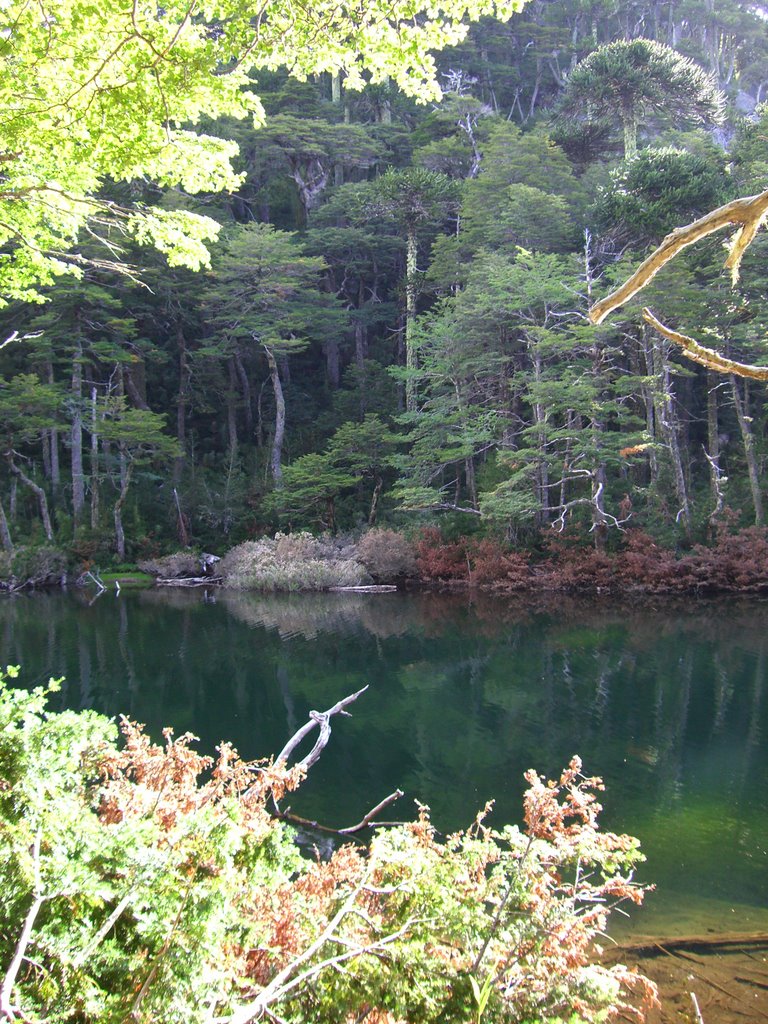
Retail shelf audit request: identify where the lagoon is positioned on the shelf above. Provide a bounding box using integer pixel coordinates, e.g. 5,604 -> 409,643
4,587 -> 768,939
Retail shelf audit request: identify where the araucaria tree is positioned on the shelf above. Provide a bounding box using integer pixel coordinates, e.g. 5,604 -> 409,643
560,39 -> 725,159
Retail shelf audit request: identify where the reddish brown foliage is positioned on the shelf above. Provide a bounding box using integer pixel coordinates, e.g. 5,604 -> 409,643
415,529 -> 530,586
415,523 -> 768,594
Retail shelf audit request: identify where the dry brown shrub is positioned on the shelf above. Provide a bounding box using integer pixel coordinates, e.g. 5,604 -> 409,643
356,529 -> 417,582
137,551 -> 201,578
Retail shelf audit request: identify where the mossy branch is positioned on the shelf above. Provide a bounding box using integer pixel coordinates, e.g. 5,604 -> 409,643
589,188 -> 768,325
642,309 -> 768,380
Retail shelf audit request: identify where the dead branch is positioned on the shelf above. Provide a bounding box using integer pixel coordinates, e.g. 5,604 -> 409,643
642,308 -> 768,380
275,686 -> 368,772
589,187 -> 768,325
338,790 -> 404,834
276,790 -> 404,838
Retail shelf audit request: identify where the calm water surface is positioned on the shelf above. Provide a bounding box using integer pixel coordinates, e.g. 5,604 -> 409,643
3,587 -> 767,938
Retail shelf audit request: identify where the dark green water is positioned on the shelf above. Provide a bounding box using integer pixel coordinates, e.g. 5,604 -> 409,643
3,587 -> 768,938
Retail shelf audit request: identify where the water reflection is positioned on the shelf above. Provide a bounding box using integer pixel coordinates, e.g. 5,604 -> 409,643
2,588 -> 768,935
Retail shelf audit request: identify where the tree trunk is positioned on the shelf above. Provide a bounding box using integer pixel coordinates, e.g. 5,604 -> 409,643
226,356 -> 239,459
173,487 -> 190,547
8,458 -> 53,541
113,458 -> 132,561
531,348 -> 550,526
621,100 -> 638,160
368,475 -> 383,526
379,76 -> 392,124
174,325 -> 189,486
651,337 -> 691,535
264,346 -> 285,487
731,374 -> 764,526
44,361 -> 60,495
90,387 -> 100,530
71,342 -> 85,530
640,329 -> 659,486
0,497 -> 12,553
124,367 -> 149,410
465,456 -> 478,510
323,340 -> 340,389
405,227 -> 418,413
42,428 -> 51,481
592,464 -> 608,554
705,371 -> 724,531
234,348 -> 253,438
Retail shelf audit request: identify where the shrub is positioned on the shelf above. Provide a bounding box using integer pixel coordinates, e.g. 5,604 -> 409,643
415,530 -> 530,586
274,531 -> 323,563
0,545 -> 70,588
0,671 -> 655,1024
415,527 -> 471,581
356,529 -> 417,582
137,551 -> 202,578
219,534 -> 371,591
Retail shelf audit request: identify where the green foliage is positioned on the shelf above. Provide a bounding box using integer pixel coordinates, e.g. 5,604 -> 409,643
593,146 -> 729,243
0,0 -> 528,302
0,671 -> 651,1023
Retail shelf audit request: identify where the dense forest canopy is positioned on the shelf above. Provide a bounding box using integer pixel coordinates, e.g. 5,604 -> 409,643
2,0 -> 768,565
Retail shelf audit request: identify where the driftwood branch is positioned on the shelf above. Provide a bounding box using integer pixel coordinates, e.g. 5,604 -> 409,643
589,187 -> 768,326
275,686 -> 368,772
155,576 -> 223,587
337,790 -> 404,834
642,308 -> 768,380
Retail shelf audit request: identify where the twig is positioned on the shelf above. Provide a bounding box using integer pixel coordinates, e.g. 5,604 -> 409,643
690,990 -> 705,1024
338,791 -> 404,834
276,790 -> 405,837
75,889 -> 134,968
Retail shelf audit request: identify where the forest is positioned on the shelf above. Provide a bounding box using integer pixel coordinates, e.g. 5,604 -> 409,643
2,0 -> 768,581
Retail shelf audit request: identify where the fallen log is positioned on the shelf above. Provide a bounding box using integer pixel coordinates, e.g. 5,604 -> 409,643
327,585 -> 398,592
155,576 -> 223,587
607,932 -> 768,958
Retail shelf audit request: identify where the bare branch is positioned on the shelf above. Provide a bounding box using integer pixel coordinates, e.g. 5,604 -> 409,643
589,188 -> 768,325
0,833 -> 43,1021
275,686 -> 369,772
643,308 -> 768,381
338,790 -> 404,835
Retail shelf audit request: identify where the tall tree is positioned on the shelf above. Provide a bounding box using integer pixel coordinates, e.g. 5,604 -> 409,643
202,224 -> 347,487
365,169 -> 459,412
560,39 -> 724,159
